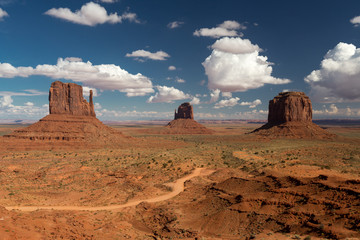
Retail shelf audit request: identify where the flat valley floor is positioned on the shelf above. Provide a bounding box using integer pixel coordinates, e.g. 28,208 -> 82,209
0,123 -> 359,240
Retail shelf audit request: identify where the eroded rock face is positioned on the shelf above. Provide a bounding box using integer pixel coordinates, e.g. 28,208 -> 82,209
250,91 -> 334,139
174,102 -> 194,120
268,92 -> 312,124
49,81 -> 95,117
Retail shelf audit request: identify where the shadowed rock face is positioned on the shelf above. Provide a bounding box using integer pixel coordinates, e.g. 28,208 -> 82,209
268,92 -> 312,124
49,81 -> 95,117
250,92 -> 334,139
174,102 -> 193,120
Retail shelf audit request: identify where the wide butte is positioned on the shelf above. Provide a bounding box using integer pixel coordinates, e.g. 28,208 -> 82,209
2,81 -> 127,149
163,102 -> 214,134
251,91 -> 335,139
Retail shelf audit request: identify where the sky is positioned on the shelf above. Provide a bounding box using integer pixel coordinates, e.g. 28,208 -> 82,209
0,0 -> 360,121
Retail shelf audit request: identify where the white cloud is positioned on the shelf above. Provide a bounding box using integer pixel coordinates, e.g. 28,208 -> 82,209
0,96 -> 49,119
167,21 -> 184,29
194,20 -> 245,38
211,37 -> 261,54
350,16 -> 360,26
203,37 -> 290,92
0,58 -> 154,97
190,97 -> 200,105
126,50 -> 170,61
305,42 -> 360,102
0,95 -> 12,107
45,2 -> 139,26
168,65 -> 176,71
221,92 -> 232,98
209,89 -> 220,103
313,104 -> 360,117
24,102 -> 34,106
240,99 -> 262,108
0,89 -> 47,97
99,0 -> 117,3
0,8 -> 8,20
147,85 -> 190,103
176,77 -> 185,83
82,86 -> 98,97
214,97 -> 240,108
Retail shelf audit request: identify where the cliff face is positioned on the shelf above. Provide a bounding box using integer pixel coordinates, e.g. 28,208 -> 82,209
250,92 -> 334,139
174,102 -> 194,120
268,92 -> 312,124
4,81 -> 129,144
49,81 -> 95,117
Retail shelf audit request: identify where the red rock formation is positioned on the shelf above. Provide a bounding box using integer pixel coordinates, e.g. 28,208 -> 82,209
49,81 -> 95,117
174,102 -> 194,120
4,81 -> 127,145
164,102 -> 213,134
251,92 -> 334,139
268,92 -> 312,124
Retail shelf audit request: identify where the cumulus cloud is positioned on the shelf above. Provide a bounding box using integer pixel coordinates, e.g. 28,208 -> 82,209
168,65 -> 176,71
147,86 -> 190,103
305,42 -> 360,102
99,0 -> 117,3
214,97 -> 240,108
209,89 -> 220,103
167,21 -> 184,29
0,58 -> 154,97
82,86 -> 98,97
203,37 -> 290,92
240,99 -> 262,108
190,97 -> 200,105
0,95 -> 49,119
313,104 -> 360,117
126,50 -> 170,61
176,77 -> 185,83
221,92 -> 232,98
211,37 -> 261,54
45,2 -> 139,26
350,16 -> 360,26
194,20 -> 245,38
0,7 -> 8,20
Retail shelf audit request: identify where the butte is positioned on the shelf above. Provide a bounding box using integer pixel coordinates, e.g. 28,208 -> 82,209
4,81 -> 126,146
163,102 -> 213,134
250,91 -> 334,139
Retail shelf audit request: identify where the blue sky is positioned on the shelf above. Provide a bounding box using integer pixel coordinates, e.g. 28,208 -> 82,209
0,0 -> 360,120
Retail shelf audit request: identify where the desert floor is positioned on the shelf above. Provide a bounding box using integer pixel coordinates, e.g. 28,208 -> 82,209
0,123 -> 359,240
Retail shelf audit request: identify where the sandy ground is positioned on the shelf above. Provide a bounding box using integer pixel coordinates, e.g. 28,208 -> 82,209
0,123 -> 359,239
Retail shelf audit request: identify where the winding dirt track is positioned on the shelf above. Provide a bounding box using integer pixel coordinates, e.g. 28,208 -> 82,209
5,168 -> 214,212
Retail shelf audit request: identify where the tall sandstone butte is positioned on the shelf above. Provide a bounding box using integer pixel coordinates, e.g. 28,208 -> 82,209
164,102 -> 213,134
49,81 -> 95,117
268,92 -> 312,124
174,102 -> 194,120
4,81 -> 126,145
251,92 -> 334,139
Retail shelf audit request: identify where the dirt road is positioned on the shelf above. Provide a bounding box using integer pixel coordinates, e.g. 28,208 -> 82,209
5,168 -> 214,212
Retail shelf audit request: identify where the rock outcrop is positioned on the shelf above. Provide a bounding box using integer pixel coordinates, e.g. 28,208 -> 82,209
174,102 -> 194,120
49,81 -> 95,117
164,102 -> 213,134
268,92 -> 312,124
4,81 -> 127,145
251,92 -> 334,139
